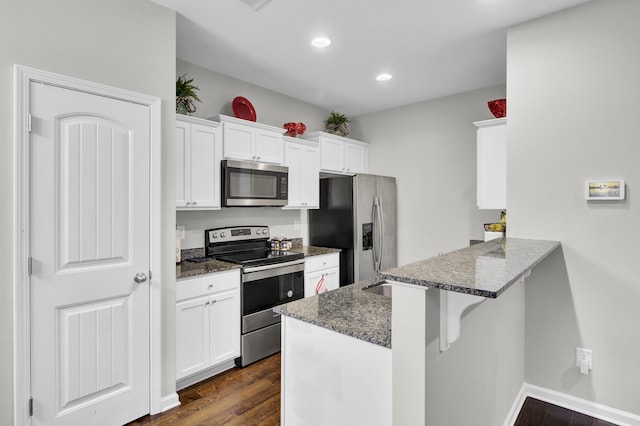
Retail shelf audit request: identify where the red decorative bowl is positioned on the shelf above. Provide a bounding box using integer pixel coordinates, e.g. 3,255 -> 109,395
283,122 -> 306,137
488,99 -> 506,118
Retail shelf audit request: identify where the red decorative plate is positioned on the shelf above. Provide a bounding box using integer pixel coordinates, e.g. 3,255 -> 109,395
232,96 -> 257,122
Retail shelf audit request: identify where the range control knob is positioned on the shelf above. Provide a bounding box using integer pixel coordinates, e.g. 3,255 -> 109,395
212,232 -> 218,238
262,229 -> 268,235
220,232 -> 226,238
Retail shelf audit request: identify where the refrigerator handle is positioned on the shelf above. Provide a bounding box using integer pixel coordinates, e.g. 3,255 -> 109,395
376,196 -> 385,272
373,197 -> 384,273
372,199 -> 380,273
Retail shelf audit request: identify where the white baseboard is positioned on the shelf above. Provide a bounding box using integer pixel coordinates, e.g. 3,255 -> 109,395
176,360 -> 237,391
503,384 -> 528,426
503,383 -> 640,426
160,392 -> 181,412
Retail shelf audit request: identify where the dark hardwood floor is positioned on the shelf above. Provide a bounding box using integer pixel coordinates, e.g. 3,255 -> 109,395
515,397 -> 618,426
129,355 -> 618,426
128,353 -> 281,426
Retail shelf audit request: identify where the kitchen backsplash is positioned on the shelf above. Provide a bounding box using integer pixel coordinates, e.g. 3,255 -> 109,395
177,208 -> 308,249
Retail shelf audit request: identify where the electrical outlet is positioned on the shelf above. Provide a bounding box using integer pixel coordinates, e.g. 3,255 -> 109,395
576,347 -> 592,374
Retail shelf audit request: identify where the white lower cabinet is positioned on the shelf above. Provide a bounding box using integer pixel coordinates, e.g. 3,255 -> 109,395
176,269 -> 240,388
304,253 -> 340,297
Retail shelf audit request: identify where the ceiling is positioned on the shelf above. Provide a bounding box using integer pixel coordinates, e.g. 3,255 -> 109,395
151,0 -> 591,116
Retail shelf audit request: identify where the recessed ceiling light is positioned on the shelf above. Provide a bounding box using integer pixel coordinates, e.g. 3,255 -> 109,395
311,37 -> 332,48
376,73 -> 392,82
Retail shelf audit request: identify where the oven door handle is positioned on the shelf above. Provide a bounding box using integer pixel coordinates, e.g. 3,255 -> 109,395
242,259 -> 305,273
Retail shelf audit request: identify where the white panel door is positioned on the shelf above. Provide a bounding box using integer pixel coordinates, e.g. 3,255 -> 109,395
189,123 -> 222,208
209,289 -> 241,365
30,82 -> 150,425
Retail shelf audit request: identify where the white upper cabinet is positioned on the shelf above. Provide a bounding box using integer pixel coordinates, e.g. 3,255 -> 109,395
283,136 -> 320,209
302,131 -> 368,175
176,116 -> 223,210
474,118 -> 506,210
215,114 -> 284,165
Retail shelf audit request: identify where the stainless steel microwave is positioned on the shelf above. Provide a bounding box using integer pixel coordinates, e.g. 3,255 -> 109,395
221,160 -> 289,207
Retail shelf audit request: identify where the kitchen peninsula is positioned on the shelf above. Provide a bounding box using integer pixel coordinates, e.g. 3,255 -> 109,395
275,237 -> 560,426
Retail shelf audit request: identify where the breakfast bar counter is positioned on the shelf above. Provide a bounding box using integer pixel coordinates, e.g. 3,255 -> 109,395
275,237 -> 562,426
381,237 -> 560,298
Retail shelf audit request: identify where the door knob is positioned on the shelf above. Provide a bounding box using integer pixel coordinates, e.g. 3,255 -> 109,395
134,273 -> 147,283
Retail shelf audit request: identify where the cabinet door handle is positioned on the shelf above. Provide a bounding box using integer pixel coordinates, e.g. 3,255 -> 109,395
205,301 -> 210,306
192,201 -> 197,205
208,283 -> 213,288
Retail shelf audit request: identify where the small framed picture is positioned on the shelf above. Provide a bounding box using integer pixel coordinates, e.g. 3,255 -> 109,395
585,180 -> 625,200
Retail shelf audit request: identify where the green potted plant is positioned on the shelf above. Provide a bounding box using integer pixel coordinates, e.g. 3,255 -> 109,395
176,74 -> 201,115
324,111 -> 350,137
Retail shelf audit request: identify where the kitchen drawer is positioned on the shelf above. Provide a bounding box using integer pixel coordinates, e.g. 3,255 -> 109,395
177,269 -> 240,302
305,253 -> 339,274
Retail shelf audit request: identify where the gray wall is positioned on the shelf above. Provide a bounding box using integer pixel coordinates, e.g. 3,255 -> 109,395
351,86 -> 505,265
426,281 -> 525,425
0,1 -> 176,423
177,59 -> 330,131
507,0 -> 640,415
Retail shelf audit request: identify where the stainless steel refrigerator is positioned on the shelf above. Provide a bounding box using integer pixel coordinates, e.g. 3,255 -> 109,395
308,174 -> 397,286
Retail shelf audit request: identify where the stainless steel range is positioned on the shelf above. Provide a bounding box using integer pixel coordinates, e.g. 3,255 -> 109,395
203,226 -> 304,367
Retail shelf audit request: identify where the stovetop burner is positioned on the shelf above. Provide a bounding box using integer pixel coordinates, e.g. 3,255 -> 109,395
217,249 -> 304,267
189,226 -> 304,267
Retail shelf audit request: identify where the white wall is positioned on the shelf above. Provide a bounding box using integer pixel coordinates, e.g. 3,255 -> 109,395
0,1 -> 176,423
507,0 -> 640,415
351,86 -> 506,265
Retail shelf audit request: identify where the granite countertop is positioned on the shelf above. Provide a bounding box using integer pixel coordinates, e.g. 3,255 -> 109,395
381,237 -> 560,298
177,245 -> 340,280
274,277 -> 392,348
293,245 -> 341,257
176,259 -> 240,280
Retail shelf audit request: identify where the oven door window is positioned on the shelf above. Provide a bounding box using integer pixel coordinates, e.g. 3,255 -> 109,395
242,269 -> 304,316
